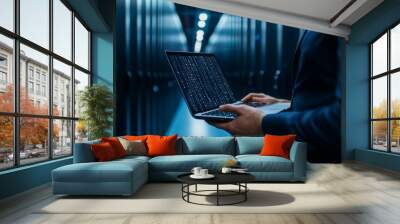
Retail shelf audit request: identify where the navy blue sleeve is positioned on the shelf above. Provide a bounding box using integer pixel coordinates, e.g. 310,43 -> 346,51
261,101 -> 340,146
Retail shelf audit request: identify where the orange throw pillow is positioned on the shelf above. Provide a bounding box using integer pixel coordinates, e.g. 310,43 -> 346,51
260,134 -> 296,159
146,135 -> 177,157
91,142 -> 118,161
101,137 -> 127,158
124,135 -> 148,142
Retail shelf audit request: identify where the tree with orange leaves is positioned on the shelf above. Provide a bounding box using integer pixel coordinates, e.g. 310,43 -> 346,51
0,84 -> 59,153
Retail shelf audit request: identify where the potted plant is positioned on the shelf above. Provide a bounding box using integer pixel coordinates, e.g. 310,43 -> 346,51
79,84 -> 113,140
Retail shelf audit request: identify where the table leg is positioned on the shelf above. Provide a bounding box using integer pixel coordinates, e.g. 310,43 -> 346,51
195,184 -> 198,192
187,184 -> 190,202
217,184 -> 220,206
245,183 -> 247,201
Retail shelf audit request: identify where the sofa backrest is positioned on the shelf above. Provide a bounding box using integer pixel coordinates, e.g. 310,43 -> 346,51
73,139 -> 100,163
235,137 -> 264,155
177,137 -> 236,155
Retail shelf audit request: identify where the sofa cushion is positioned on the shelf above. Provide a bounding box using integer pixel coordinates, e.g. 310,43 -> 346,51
236,155 -> 293,172
91,142 -> 118,161
147,135 -> 177,157
178,137 -> 235,155
118,138 -> 147,156
101,137 -> 127,158
149,154 -> 235,172
53,158 -> 147,183
260,134 -> 296,159
236,137 -> 263,155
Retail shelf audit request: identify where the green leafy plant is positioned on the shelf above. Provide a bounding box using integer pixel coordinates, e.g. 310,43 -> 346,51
79,84 -> 113,140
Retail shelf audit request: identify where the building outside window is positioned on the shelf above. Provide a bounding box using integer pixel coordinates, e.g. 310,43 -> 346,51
28,81 -> 34,94
0,0 -> 91,170
41,85 -> 46,97
0,71 -> 6,82
35,83 -> 40,95
28,67 -> 34,80
0,55 -> 7,67
370,22 -> 400,154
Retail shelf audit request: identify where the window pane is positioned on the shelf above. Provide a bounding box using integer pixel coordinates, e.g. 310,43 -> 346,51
20,44 -> 49,115
53,119 -> 72,157
0,34 -> 14,112
20,0 -> 49,49
74,69 -> 89,118
372,121 -> 388,151
0,0 -> 14,31
20,117 -> 49,165
372,77 -> 387,119
0,116 -> 14,170
75,120 -> 88,143
74,18 -> 89,70
53,59 -> 72,117
391,72 -> 400,118
391,120 -> 400,153
391,24 -> 400,70
53,0 -> 72,60
372,33 -> 387,76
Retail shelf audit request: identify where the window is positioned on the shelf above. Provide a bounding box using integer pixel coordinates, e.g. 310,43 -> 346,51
28,67 -> 34,80
370,23 -> 400,154
0,0 -> 91,170
74,69 -> 89,118
0,0 -> 14,32
20,0 -> 49,48
74,18 -> 90,70
53,119 -> 72,158
0,71 -> 6,84
42,85 -> 46,97
53,59 -> 72,117
0,55 -> 7,67
35,84 -> 40,96
0,34 -> 14,113
28,81 -> 34,94
0,116 -> 14,170
53,0 -> 72,60
35,70 -> 41,81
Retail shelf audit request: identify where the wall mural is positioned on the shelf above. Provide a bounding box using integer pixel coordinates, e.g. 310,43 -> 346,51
115,0 -> 342,163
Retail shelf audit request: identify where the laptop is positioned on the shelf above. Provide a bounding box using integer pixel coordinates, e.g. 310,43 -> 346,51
165,51 -> 290,121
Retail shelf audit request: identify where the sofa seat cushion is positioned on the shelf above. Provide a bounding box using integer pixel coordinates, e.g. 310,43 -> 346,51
53,159 -> 147,183
117,155 -> 150,163
149,154 -> 235,172
236,155 -> 293,172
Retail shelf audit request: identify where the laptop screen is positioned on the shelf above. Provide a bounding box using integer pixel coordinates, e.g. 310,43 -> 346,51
166,52 -> 236,114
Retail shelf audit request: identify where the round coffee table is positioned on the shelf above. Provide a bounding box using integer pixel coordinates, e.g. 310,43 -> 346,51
177,173 -> 255,206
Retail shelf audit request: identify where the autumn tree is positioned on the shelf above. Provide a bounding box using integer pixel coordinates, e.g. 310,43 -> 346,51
372,99 -> 400,144
0,84 -> 60,154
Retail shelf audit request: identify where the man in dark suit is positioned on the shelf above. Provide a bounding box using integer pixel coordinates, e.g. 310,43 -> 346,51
211,31 -> 341,163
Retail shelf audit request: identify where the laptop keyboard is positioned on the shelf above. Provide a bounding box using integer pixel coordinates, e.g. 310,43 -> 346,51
202,110 -> 237,118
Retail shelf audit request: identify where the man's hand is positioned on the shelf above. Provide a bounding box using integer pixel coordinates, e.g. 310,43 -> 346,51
209,104 -> 264,136
241,93 -> 289,104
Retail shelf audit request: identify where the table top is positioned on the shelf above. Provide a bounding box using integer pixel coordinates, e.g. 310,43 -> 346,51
177,172 -> 255,185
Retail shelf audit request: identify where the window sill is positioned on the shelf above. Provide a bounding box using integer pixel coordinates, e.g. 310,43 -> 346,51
355,148 -> 400,172
0,156 -> 72,176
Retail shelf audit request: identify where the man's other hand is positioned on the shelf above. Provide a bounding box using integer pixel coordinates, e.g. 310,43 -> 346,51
209,104 -> 264,136
241,93 -> 289,105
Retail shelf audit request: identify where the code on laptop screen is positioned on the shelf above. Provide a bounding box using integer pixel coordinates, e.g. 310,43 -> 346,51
167,53 -> 236,114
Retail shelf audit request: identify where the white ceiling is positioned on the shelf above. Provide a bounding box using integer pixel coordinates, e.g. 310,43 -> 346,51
172,0 -> 384,38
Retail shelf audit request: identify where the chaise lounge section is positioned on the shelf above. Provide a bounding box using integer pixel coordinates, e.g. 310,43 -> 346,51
52,136 -> 307,196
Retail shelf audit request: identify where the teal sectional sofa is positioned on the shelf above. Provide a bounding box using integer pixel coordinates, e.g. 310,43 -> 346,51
52,137 -> 307,196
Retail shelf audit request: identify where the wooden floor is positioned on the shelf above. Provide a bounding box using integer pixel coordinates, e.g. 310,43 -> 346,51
1,162 -> 400,224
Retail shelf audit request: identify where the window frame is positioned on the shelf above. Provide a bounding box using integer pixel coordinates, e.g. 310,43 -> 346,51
370,20 -> 400,154
0,0 -> 92,171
